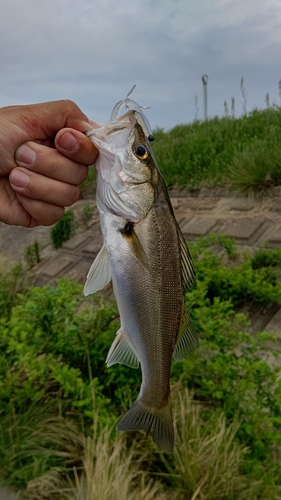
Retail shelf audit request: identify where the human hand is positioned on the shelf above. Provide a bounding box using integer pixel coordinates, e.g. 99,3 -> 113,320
0,100 -> 98,227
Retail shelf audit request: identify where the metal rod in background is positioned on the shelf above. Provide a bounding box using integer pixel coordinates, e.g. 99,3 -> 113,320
202,74 -> 208,120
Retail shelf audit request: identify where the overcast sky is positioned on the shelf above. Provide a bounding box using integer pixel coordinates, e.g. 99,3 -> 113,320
1,0 -> 281,130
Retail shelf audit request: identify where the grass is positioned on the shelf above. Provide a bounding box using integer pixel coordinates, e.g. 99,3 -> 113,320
166,388 -> 281,500
2,239 -> 281,497
161,388 -> 249,500
4,388 -> 280,500
228,136 -> 281,192
0,263 -> 32,319
3,93 -> 281,496
151,106 -> 281,191
24,429 -> 168,500
51,211 -> 76,249
79,106 -> 281,195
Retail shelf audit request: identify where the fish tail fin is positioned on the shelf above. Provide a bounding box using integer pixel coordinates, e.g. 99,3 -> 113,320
116,400 -> 174,452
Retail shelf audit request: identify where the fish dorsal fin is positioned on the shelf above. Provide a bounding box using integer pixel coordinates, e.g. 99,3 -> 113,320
173,304 -> 198,362
120,222 -> 149,271
84,244 -> 112,296
106,329 -> 140,368
177,227 -> 196,291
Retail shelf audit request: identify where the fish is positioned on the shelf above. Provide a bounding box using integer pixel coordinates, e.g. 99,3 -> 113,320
84,87 -> 198,451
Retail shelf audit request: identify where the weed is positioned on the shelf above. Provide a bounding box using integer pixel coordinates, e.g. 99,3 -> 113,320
82,203 -> 94,228
14,389 -> 281,500
0,264 -> 30,319
152,106 -> 281,191
23,419 -> 169,500
240,77 -> 248,114
1,240 -> 281,495
79,165 -> 96,198
228,136 -> 281,192
51,211 -> 76,249
24,241 -> 41,269
251,247 -> 281,270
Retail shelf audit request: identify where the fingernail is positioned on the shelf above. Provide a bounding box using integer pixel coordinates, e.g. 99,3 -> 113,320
16,144 -> 36,166
57,132 -> 79,152
10,170 -> 30,188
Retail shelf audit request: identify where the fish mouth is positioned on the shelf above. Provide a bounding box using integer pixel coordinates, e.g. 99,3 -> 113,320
110,85 -> 154,141
85,86 -> 154,143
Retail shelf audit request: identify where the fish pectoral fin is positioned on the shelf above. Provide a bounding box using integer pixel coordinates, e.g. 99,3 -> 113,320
178,226 -> 196,291
106,329 -> 140,368
120,223 -> 149,271
116,400 -> 174,452
84,244 -> 112,296
173,304 -> 199,362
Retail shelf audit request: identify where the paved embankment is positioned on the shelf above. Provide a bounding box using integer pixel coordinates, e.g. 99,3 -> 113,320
1,190 -> 281,338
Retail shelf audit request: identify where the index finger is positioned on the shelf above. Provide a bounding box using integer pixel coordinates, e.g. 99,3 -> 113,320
2,100 -> 92,145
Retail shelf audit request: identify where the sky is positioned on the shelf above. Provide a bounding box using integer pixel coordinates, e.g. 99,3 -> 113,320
1,0 -> 281,130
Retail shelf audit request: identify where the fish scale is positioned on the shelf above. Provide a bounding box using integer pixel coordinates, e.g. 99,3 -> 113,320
84,91 -> 198,451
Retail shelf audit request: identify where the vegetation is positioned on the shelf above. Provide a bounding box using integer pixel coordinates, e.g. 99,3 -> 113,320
24,241 -> 41,269
51,211 -> 76,249
1,237 -> 281,498
2,101 -> 281,498
151,106 -> 281,191
80,106 -> 281,194
82,202 -> 95,228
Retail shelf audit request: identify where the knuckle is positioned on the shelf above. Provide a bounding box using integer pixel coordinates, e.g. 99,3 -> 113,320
66,185 -> 80,206
63,98 -> 76,108
78,165 -> 89,184
38,203 -> 64,226
61,99 -> 81,115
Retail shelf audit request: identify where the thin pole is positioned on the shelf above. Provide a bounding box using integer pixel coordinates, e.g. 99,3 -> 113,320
202,74 -> 208,120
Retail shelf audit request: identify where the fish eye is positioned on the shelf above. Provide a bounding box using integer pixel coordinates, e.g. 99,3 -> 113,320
134,144 -> 149,160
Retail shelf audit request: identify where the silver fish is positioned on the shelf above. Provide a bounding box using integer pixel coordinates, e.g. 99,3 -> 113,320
84,89 -> 198,451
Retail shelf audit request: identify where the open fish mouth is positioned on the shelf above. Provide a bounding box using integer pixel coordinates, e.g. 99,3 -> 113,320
85,85 -> 155,142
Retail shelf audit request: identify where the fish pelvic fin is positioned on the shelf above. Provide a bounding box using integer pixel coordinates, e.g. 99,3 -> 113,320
173,303 -> 199,362
116,400 -> 174,452
84,244 -> 112,296
106,329 -> 139,368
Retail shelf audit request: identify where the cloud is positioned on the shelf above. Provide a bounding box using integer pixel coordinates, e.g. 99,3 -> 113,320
0,0 -> 281,128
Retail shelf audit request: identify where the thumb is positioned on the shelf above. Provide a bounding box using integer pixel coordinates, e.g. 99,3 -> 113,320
55,127 -> 98,165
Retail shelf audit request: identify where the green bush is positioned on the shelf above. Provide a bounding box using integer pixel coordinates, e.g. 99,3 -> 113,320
0,264 -> 30,320
1,238 -> 281,491
177,236 -> 281,461
0,279 -> 141,426
51,211 -> 75,249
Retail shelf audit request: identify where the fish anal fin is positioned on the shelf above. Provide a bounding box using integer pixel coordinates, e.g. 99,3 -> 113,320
116,400 -> 174,452
173,304 -> 198,362
106,329 -> 139,368
120,222 -> 149,271
84,244 -> 112,296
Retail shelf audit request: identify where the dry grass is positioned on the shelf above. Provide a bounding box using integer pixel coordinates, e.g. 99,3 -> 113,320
167,387 -> 248,499
228,137 -> 281,193
24,420 -> 172,500
160,386 -> 281,500
9,388 -> 280,500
